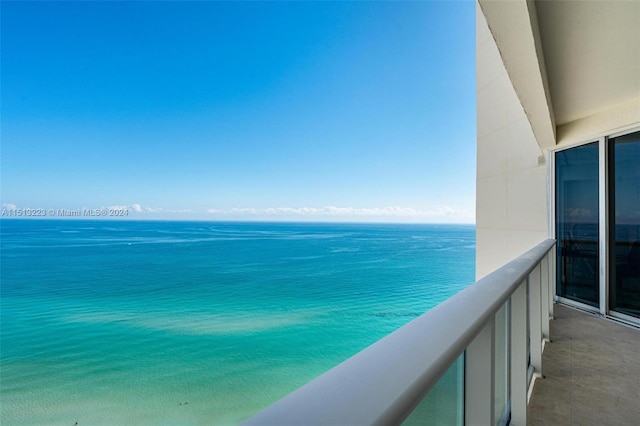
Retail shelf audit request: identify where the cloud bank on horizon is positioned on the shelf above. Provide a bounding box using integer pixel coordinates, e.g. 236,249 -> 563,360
205,205 -> 473,222
1,203 -> 474,223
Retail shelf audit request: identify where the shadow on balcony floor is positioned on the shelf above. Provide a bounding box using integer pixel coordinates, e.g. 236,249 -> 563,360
528,304 -> 640,425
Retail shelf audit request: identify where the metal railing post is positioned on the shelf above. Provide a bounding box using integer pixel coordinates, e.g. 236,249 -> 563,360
464,315 -> 495,425
549,246 -> 556,319
540,255 -> 550,342
509,281 -> 528,426
529,264 -> 543,377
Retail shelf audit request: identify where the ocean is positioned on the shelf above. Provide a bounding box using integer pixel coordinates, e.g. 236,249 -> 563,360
0,220 -> 475,425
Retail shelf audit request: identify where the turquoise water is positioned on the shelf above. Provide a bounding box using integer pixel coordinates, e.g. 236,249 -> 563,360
0,220 -> 475,425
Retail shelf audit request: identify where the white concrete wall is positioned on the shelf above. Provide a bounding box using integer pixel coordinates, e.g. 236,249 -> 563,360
476,5 -> 548,279
556,98 -> 640,148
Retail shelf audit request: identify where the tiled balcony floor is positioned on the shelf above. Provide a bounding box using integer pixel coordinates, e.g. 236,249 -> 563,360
528,304 -> 640,425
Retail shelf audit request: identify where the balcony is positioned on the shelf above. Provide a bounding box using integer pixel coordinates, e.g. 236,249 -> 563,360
244,240 -> 555,425
243,238 -> 640,424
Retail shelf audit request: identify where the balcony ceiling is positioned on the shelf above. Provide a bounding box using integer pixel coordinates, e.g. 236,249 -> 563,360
535,0 -> 640,126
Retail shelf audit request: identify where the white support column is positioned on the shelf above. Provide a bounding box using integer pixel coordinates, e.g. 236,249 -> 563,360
540,255 -> 550,342
510,281 -> 528,426
465,316 -> 495,426
529,264 -> 543,377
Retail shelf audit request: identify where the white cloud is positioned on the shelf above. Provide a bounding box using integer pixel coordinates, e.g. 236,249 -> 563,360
105,204 -> 189,214
2,203 -> 17,210
132,205 -> 189,214
122,204 -> 163,213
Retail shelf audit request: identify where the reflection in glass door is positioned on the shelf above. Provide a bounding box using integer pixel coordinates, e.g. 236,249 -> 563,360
609,131 -> 640,318
555,143 -> 600,307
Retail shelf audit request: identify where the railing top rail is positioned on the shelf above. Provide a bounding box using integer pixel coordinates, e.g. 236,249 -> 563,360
243,239 -> 556,426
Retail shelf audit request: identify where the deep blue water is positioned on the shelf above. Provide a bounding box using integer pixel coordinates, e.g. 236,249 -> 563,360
0,220 -> 475,425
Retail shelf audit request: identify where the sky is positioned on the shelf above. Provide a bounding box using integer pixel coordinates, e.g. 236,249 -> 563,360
1,0 -> 476,223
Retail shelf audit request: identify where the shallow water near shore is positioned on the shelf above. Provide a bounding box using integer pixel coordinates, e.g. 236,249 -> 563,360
1,220 -> 474,425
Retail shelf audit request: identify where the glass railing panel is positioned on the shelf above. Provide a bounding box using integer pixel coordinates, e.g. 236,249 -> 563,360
402,354 -> 464,426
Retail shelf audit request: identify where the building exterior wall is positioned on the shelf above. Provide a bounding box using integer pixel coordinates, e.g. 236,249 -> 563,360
556,98 -> 640,148
475,4 -> 548,279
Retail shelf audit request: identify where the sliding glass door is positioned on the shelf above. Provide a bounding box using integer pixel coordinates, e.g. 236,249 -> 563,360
609,131 -> 640,319
555,130 -> 640,322
555,143 -> 600,307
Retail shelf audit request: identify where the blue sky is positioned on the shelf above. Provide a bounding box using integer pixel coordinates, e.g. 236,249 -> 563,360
1,1 -> 476,223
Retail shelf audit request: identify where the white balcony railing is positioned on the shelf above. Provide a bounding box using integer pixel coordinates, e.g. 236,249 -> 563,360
244,239 -> 556,426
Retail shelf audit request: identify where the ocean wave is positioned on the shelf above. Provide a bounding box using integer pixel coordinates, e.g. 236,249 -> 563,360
64,309 -> 322,336
330,247 -> 360,253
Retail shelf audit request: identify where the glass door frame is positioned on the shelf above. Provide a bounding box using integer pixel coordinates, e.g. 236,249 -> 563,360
550,126 -> 640,326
